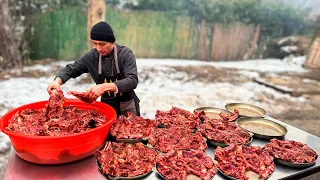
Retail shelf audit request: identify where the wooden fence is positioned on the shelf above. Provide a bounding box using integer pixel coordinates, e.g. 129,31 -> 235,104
211,22 -> 255,61
30,7 -> 258,61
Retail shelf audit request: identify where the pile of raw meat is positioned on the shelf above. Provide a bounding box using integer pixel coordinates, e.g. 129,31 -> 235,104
6,89 -> 107,136
155,107 -> 201,128
197,118 -> 252,146
110,113 -> 156,140
95,142 -> 156,177
97,105 -> 319,179
102,107 -> 217,179
215,144 -> 275,180
148,126 -> 207,153
264,139 -> 318,164
156,149 -> 217,180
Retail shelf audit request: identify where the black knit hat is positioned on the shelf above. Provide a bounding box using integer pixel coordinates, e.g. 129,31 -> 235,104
90,22 -> 115,42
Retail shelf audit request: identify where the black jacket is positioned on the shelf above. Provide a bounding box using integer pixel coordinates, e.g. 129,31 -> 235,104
56,44 -> 138,93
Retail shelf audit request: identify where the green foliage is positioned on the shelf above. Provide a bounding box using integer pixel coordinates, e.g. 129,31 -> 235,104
30,7 -> 87,60
106,0 -> 121,7
9,0 -> 87,61
123,0 -> 314,36
29,7 -> 199,60
105,8 -> 198,58
124,0 -> 184,12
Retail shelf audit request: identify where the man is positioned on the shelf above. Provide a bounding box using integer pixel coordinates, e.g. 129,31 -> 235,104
47,21 -> 140,116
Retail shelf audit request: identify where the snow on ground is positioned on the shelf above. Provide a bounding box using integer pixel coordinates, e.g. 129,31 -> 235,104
138,55 -> 308,73
0,56 -> 309,158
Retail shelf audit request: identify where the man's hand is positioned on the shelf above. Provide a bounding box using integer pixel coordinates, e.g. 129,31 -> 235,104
47,78 -> 62,94
86,83 -> 117,100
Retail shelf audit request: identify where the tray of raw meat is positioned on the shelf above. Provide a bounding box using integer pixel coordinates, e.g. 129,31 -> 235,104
263,139 -> 318,168
95,142 -> 157,179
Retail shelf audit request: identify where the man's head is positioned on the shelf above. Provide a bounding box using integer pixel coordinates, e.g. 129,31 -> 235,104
90,21 -> 115,56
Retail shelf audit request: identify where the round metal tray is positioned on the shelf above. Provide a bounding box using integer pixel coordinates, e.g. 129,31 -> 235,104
97,159 -> 153,180
155,164 -> 213,180
207,135 -> 253,148
262,145 -> 318,168
274,158 -> 317,168
236,117 -> 287,139
218,168 -> 237,180
218,168 -> 272,180
225,103 -> 266,118
116,137 -> 148,143
195,107 -> 232,120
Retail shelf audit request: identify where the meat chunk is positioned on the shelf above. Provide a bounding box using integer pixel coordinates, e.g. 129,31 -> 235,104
45,89 -> 66,119
68,90 -> 95,104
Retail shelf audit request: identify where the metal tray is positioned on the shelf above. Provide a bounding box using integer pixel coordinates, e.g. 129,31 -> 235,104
195,107 -> 232,120
207,135 -> 253,148
97,160 -> 153,179
146,143 -> 163,154
155,164 -> 213,180
225,103 -> 266,118
274,158 -> 317,168
154,165 -> 168,180
236,117 -> 287,139
217,168 -> 237,180
261,145 -> 318,168
218,168 -> 272,180
116,137 -> 148,143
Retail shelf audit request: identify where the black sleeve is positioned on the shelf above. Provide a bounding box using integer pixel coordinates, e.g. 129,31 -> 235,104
114,49 -> 138,92
55,53 -> 90,84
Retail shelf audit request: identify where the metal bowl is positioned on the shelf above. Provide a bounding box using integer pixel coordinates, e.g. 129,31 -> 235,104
225,103 -> 266,118
236,117 -> 287,139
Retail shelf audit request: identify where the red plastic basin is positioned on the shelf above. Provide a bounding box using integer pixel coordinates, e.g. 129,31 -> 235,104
0,99 -> 116,165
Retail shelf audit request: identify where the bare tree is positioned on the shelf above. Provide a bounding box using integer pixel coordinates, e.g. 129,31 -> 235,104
0,0 -> 23,72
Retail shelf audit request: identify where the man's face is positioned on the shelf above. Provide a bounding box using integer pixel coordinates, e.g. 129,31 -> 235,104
92,40 -> 114,56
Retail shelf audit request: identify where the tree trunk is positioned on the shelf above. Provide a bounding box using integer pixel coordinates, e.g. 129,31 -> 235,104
0,0 -> 23,72
87,0 -> 106,50
313,16 -> 320,40
305,16 -> 320,69
244,24 -> 260,60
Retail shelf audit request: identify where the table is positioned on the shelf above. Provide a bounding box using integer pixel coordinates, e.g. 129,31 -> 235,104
5,117 -> 320,180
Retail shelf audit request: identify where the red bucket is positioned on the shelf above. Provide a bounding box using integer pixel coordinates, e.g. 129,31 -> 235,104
0,99 -> 116,164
